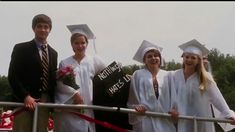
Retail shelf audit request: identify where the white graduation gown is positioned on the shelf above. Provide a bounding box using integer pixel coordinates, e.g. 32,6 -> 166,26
127,68 -> 177,132
173,69 -> 235,132
54,55 -> 106,132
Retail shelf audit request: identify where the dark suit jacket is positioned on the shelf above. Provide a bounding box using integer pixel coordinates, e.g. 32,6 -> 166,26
8,40 -> 58,103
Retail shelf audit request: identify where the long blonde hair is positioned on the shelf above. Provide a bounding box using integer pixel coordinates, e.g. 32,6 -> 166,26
197,57 -> 214,91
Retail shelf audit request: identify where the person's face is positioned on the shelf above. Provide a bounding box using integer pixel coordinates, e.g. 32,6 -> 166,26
33,23 -> 51,43
72,36 -> 88,55
183,53 -> 200,69
144,50 -> 161,69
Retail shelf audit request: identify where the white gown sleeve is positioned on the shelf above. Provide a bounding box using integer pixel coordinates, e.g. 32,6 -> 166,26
208,82 -> 235,118
167,71 -> 178,111
211,104 -> 235,132
127,71 -> 145,125
55,81 -> 78,104
93,55 -> 106,73
207,80 -> 235,131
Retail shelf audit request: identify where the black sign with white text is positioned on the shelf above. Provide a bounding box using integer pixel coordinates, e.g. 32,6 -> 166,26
93,61 -> 132,131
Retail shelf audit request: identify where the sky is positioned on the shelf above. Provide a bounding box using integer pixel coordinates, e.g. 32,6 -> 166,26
1,1 -> 235,76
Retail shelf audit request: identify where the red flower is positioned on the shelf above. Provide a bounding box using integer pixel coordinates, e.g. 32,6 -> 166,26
57,65 -> 80,90
47,117 -> 54,130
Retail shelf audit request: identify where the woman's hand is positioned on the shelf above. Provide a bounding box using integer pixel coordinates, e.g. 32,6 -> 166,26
229,117 -> 235,125
134,105 -> 147,114
73,92 -> 84,104
168,108 -> 179,123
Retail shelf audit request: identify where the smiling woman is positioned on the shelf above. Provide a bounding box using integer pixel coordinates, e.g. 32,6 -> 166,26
144,49 -> 162,69
127,40 -> 177,132
53,24 -> 106,132
172,39 -> 235,132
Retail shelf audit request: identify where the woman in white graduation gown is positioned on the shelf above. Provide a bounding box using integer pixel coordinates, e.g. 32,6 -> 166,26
54,24 -> 106,132
127,40 -> 177,132
173,39 -> 235,132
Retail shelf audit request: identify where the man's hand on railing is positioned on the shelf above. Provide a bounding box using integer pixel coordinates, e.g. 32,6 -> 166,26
24,95 -> 39,111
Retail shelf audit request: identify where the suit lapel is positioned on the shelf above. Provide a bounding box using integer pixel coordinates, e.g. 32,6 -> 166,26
29,40 -> 43,73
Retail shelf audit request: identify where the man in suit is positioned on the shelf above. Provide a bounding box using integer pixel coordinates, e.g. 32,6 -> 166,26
8,14 -> 58,132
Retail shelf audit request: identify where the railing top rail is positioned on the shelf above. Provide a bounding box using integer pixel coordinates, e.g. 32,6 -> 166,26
0,101 -> 233,124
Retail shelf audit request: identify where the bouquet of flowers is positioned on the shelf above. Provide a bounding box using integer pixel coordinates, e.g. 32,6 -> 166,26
56,65 -> 80,90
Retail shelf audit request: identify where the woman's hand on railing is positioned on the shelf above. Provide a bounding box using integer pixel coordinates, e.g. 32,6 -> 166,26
229,117 -> 235,125
134,105 -> 147,114
168,108 -> 179,123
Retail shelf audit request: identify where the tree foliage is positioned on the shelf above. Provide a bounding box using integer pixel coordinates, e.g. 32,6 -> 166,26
122,64 -> 143,75
0,75 -> 12,101
164,60 -> 182,71
207,48 -> 235,132
208,48 -> 235,110
0,75 -> 12,110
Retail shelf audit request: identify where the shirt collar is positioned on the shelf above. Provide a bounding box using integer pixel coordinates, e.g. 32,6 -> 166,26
34,39 -> 48,51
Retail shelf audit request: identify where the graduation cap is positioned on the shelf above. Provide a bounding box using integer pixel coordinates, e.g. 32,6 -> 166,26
179,39 -> 209,57
67,24 -> 95,40
133,40 -> 163,63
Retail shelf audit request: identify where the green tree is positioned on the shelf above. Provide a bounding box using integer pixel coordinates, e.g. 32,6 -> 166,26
165,59 -> 182,71
122,64 -> 143,75
0,75 -> 12,111
0,75 -> 12,101
208,48 -> 235,132
208,48 -> 235,110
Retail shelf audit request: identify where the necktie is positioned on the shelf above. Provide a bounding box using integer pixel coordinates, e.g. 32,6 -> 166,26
41,45 -> 49,92
153,77 -> 159,99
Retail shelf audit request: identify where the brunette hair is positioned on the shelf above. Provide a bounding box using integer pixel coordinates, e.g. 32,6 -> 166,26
32,14 -> 52,29
70,33 -> 88,44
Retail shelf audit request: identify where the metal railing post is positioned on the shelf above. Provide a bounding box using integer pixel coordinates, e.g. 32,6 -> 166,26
193,116 -> 197,132
32,105 -> 38,132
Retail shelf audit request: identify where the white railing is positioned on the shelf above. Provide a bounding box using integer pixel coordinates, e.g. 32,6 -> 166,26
0,101 -> 234,132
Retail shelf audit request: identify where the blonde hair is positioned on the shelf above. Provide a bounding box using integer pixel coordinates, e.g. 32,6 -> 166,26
197,57 -> 214,91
